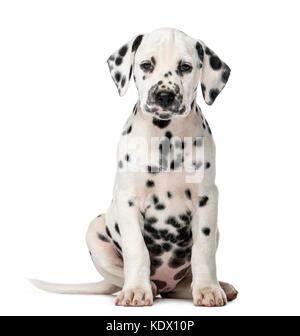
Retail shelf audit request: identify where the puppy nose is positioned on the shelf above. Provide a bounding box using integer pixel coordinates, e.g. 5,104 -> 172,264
155,91 -> 175,108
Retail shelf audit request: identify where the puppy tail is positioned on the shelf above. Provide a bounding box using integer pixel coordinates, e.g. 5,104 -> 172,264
30,279 -> 120,295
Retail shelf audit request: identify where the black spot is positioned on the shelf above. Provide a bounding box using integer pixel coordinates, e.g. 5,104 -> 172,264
115,72 -> 121,82
113,240 -> 122,251
162,242 -> 172,252
127,125 -> 132,134
174,140 -> 182,149
170,154 -> 183,170
115,57 -> 122,66
210,55 -> 222,70
168,233 -> 178,244
209,89 -> 220,103
179,212 -> 192,224
205,47 -> 213,56
146,216 -> 158,225
201,83 -> 206,94
165,216 -> 181,229
115,222 -> 120,235
196,42 -> 204,62
132,35 -> 144,52
164,73 -> 169,78
152,195 -> 159,205
177,226 -> 192,243
152,280 -> 167,290
97,233 -> 110,243
222,65 -> 231,83
194,137 -> 203,147
152,117 -> 171,129
174,248 -> 186,259
202,122 -> 206,129
168,257 -> 185,269
148,244 -> 163,256
129,65 -> 133,80
202,227 -> 211,236
191,99 -> 195,110
118,160 -> 123,169
174,265 -> 191,280
146,180 -> 155,188
150,258 -> 163,275
121,77 -> 126,88
165,131 -> 173,140
193,161 -> 202,170
155,203 -> 165,211
206,120 -> 212,134
106,226 -> 112,238
151,56 -> 156,65
159,229 -> 169,240
147,165 -> 160,174
128,200 -> 134,207
97,214 -> 103,217
140,210 -> 146,219
144,224 -> 159,240
205,161 -> 211,169
152,257 -> 162,267
185,189 -> 192,200
133,103 -> 138,115
167,191 -> 172,199
144,235 -> 154,245
125,154 -> 130,162
119,45 -> 128,57
199,196 -> 209,207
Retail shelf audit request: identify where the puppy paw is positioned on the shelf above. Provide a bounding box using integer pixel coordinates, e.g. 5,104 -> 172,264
219,281 -> 238,302
115,285 -> 154,307
192,284 -> 227,307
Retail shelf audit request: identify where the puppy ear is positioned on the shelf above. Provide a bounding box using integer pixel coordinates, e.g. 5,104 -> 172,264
196,41 -> 231,105
107,35 -> 144,97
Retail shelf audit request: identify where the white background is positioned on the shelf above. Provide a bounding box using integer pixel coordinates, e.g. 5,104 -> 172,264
1,0 -> 300,316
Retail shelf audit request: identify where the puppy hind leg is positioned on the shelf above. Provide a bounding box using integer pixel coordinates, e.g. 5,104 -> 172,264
86,214 -> 124,288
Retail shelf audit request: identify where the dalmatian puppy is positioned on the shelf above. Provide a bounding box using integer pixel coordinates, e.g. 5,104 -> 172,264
32,28 -> 238,307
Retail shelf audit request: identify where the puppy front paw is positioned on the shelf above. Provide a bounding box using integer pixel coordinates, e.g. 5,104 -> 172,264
192,283 -> 227,307
115,282 -> 156,307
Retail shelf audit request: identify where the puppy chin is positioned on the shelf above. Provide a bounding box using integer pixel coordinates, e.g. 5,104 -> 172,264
154,111 -> 172,120
143,104 -> 173,120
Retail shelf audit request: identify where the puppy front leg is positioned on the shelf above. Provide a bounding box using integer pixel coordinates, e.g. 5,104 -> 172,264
114,194 -> 154,307
191,185 -> 227,307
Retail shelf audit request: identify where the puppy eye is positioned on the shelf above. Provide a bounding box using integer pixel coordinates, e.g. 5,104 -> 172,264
140,61 -> 154,72
179,63 -> 193,73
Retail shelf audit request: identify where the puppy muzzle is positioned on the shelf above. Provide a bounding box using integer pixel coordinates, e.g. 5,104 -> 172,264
144,83 -> 185,119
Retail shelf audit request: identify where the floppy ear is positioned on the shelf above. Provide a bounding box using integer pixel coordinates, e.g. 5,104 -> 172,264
196,41 -> 231,105
107,35 -> 144,97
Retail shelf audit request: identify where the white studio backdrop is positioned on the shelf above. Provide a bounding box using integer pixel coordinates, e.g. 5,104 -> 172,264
0,0 -> 300,315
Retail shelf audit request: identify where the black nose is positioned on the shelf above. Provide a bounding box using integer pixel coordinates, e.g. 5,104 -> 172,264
155,91 -> 175,108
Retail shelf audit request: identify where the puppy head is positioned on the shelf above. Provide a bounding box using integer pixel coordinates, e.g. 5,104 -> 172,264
107,28 -> 231,119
